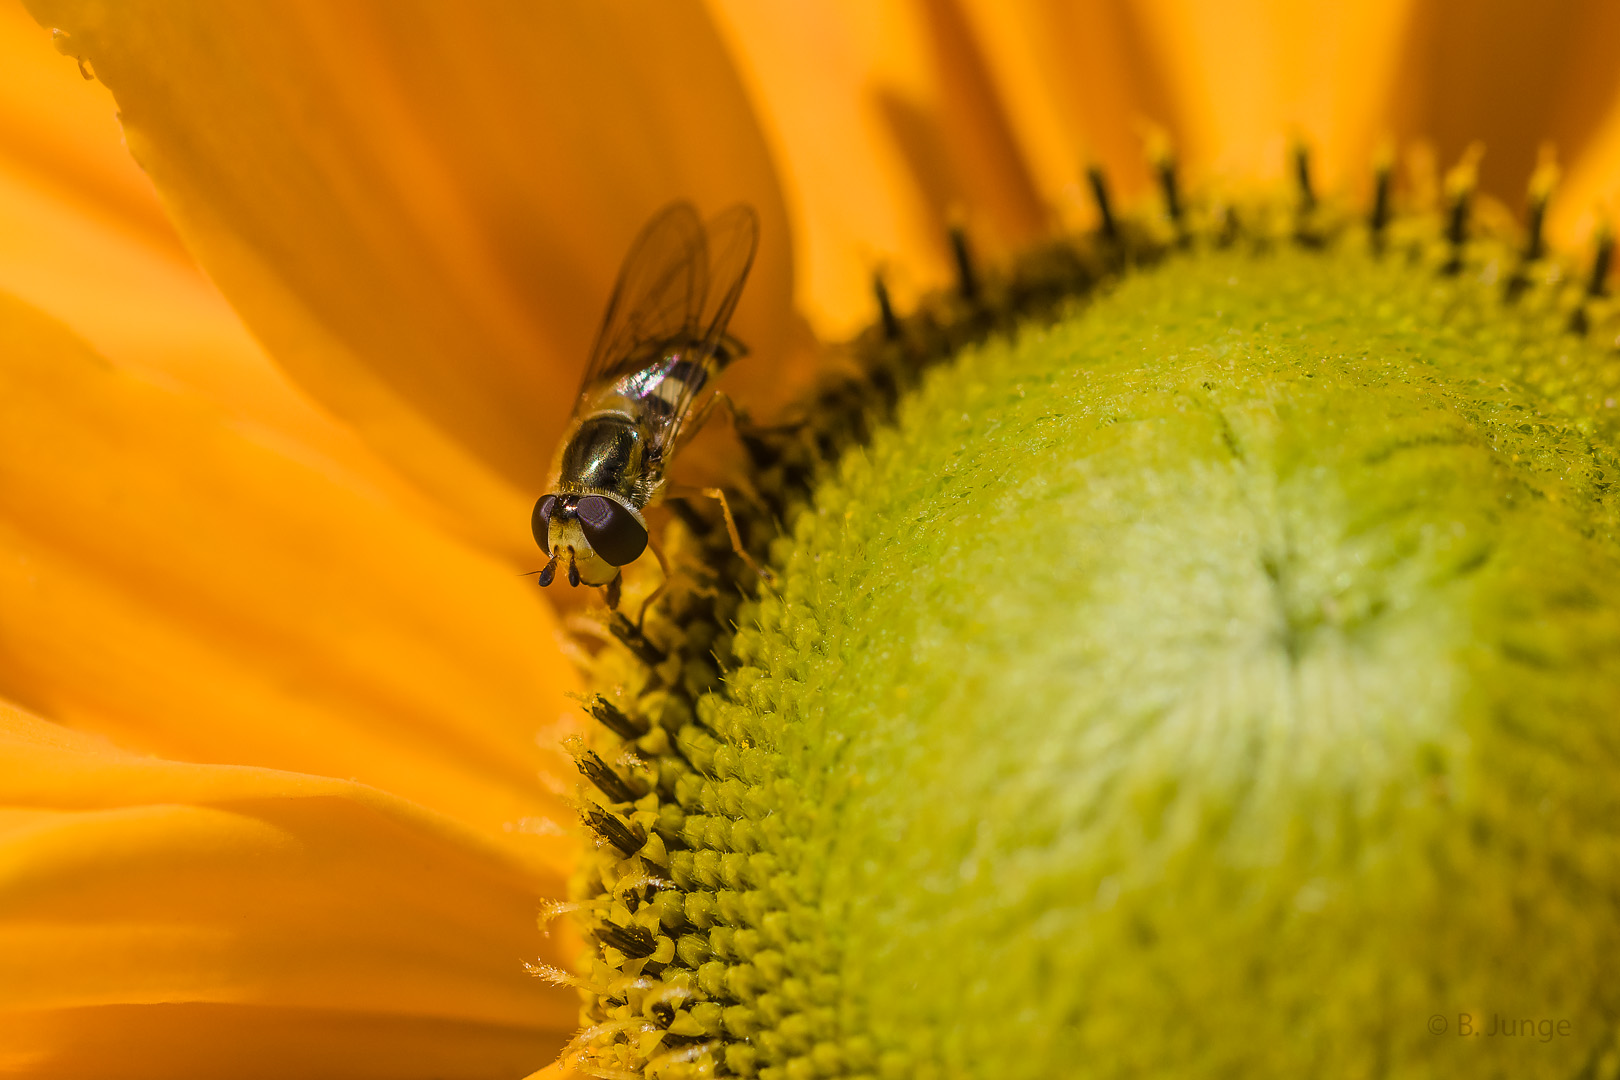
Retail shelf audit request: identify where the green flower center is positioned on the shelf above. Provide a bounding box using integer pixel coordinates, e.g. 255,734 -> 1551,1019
559,191 -> 1620,1079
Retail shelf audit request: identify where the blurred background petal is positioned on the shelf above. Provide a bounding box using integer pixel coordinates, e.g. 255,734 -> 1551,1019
24,0 -> 809,561
709,0 -> 1418,338
1377,0 -> 1620,248
1560,98 -> 1620,253
0,0 -> 462,556
949,0 -> 1175,219
711,0 -> 1057,338
0,291 -> 580,862
713,0 -> 1620,342
0,702 -> 575,1079
1124,0 -> 1415,190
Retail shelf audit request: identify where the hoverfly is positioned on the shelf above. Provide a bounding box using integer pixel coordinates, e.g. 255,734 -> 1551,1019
531,201 -> 763,608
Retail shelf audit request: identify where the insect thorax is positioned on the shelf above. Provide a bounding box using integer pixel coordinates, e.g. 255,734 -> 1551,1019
558,413 -> 650,506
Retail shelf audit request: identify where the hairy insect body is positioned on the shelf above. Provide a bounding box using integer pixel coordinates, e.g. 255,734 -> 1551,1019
541,351 -> 717,587
558,413 -> 648,505
532,201 -> 758,594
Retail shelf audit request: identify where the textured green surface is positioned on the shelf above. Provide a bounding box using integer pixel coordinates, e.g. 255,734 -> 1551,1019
569,236 -> 1620,1080
704,243 -> 1620,1078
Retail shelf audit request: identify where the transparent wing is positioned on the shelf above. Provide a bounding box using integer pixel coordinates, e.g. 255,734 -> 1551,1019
654,204 -> 760,454
575,201 -> 708,408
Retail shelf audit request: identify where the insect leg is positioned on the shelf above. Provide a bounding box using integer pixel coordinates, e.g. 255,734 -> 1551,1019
636,536 -> 672,631
665,483 -> 775,586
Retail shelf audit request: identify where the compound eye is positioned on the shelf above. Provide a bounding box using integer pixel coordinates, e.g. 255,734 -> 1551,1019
575,495 -> 648,566
531,494 -> 558,554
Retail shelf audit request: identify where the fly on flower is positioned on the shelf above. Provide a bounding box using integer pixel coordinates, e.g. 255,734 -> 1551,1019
531,201 -> 765,609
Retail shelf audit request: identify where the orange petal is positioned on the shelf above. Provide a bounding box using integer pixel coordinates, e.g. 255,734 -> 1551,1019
0,700 -> 574,1078
1387,0 -> 1620,224
709,0 -> 1050,338
0,290 -> 582,860
1119,0 -> 1417,191
0,0 -> 181,283
0,1 -> 467,542
948,0 -> 1179,216
1516,0 -> 1620,250
23,0 -> 803,554
1559,98 -> 1620,259
713,0 -> 1424,337
0,0 -> 267,419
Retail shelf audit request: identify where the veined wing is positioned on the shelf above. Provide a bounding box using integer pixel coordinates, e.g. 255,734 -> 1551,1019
647,203 -> 760,457
574,201 -> 709,411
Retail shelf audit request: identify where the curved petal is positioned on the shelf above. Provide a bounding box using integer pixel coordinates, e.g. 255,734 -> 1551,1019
1121,0 -> 1417,190
712,0 -> 1423,338
1386,0 -> 1620,227
0,0 -> 180,279
24,0 -> 804,555
1559,97 -> 1620,256
0,2 -> 458,537
0,291 -> 581,860
0,701 -> 574,1079
1518,0 -> 1620,249
949,0 -> 1178,213
708,0 -> 1050,338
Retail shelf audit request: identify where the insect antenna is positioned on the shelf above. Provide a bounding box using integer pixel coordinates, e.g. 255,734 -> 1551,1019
537,554 -> 558,587
567,549 -> 582,587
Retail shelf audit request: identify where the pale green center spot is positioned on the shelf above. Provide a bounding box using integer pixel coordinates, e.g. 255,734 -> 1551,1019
704,243 -> 1620,1078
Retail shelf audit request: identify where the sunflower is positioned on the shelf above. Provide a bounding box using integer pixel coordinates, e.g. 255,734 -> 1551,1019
4,1 -> 1620,1078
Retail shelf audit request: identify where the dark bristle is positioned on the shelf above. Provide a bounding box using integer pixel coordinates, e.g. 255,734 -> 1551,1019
577,749 -> 640,804
1506,171 -> 1553,302
874,273 -> 902,340
584,807 -> 648,857
1156,156 -> 1183,231
596,922 -> 658,959
949,226 -> 979,303
1369,162 -> 1392,243
1524,194 -> 1549,263
1294,144 -> 1316,212
1588,229 -> 1613,298
610,611 -> 668,667
1087,166 -> 1118,240
1446,190 -> 1469,248
1525,146 -> 1559,265
1442,189 -> 1471,276
590,695 -> 650,741
868,360 -> 902,410
1219,205 -> 1243,248
1572,228 -> 1615,335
